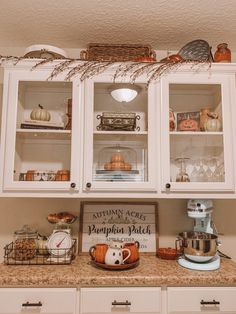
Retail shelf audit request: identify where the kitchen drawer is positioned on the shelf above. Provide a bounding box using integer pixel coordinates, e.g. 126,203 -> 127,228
0,288 -> 77,314
81,287 -> 161,313
168,287 -> 236,313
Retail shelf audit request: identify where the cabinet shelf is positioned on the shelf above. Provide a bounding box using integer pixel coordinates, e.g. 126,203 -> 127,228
94,131 -> 148,135
94,133 -> 147,143
170,131 -> 223,136
16,129 -> 71,140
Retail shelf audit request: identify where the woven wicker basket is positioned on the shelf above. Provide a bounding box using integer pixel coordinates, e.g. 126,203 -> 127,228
86,43 -> 154,61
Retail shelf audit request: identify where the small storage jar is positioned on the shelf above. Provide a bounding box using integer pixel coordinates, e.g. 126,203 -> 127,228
13,225 -> 38,261
214,43 -> 231,63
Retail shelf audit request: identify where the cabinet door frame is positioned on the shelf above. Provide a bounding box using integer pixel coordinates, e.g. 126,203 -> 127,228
160,72 -> 235,193
1,68 -> 81,192
83,73 -> 158,192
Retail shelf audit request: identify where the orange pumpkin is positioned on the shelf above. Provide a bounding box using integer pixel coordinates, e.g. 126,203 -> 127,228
111,153 -> 124,163
111,162 -> 125,170
104,162 -> 112,170
124,163 -> 132,171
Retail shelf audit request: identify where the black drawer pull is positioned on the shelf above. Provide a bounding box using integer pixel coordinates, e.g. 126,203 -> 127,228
201,299 -> 220,305
22,301 -> 43,307
112,300 -> 131,306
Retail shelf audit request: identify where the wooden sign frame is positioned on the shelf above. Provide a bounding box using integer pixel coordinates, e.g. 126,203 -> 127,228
79,201 -> 158,255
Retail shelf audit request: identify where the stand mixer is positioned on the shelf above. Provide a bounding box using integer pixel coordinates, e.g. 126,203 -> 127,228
178,199 -> 221,271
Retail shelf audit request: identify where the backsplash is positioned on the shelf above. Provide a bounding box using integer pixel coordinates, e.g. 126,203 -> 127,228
0,198 -> 235,262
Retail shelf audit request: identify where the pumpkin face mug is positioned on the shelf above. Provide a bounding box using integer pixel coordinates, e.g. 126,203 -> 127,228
89,243 -> 108,264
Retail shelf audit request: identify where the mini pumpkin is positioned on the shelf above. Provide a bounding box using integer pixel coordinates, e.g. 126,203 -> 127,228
111,162 -> 125,170
111,153 -> 125,163
30,104 -> 51,121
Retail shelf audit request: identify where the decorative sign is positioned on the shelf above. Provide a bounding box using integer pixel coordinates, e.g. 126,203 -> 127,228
79,202 -> 158,254
177,111 -> 200,131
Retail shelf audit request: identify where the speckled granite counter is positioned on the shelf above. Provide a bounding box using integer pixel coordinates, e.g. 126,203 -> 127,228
0,255 -> 236,287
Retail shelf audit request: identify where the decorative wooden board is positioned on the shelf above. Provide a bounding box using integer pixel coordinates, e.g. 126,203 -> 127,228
79,202 -> 158,254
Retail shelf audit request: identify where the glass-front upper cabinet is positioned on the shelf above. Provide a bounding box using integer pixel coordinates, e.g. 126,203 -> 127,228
160,73 -> 235,193
1,67 -> 81,192
83,74 -> 157,192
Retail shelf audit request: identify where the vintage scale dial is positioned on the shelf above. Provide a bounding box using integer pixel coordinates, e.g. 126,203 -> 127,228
47,230 -> 72,257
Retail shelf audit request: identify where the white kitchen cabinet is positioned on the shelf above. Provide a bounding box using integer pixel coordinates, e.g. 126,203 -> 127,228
80,287 -> 162,314
0,63 -> 82,194
160,71 -> 236,194
1,61 -> 236,197
167,287 -> 236,313
83,74 -> 158,192
0,288 -> 77,314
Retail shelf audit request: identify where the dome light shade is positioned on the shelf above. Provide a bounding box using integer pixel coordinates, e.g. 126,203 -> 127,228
109,84 -> 140,103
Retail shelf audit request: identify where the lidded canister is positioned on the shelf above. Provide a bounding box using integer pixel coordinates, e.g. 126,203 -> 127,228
13,225 -> 38,260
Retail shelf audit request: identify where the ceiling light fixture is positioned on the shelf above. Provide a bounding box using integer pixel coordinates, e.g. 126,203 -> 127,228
109,84 -> 140,103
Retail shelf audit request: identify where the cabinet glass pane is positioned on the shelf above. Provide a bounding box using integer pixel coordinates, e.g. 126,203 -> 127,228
14,81 -> 72,182
93,83 -> 148,182
169,84 -> 225,183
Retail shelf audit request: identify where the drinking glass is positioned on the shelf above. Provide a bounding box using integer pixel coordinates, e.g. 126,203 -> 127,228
190,159 -> 199,182
212,159 -> 224,182
205,157 -> 214,182
175,158 -> 190,182
196,158 -> 207,182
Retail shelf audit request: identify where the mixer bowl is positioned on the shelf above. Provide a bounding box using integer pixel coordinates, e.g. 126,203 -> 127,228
177,231 -> 219,263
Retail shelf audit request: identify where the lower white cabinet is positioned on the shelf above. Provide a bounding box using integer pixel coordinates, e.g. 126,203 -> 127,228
167,287 -> 236,313
1,286 -> 236,314
80,287 -> 162,314
0,288 -> 77,314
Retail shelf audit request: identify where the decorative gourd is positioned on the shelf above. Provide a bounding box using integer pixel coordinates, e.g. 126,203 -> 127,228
205,112 -> 222,132
30,104 -> 51,121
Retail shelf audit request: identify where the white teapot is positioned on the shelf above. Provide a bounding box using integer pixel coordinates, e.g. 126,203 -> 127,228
105,246 -> 131,265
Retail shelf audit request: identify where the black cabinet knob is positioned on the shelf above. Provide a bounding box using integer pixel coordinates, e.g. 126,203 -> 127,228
165,183 -> 171,189
70,182 -> 76,188
86,182 -> 92,188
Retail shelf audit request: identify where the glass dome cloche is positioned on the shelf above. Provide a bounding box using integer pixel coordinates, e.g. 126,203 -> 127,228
96,145 -> 139,181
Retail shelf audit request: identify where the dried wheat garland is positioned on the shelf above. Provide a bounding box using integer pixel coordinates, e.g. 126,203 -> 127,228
0,55 -> 212,85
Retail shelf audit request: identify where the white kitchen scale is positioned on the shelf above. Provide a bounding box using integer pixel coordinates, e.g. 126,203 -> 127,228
47,229 -> 73,263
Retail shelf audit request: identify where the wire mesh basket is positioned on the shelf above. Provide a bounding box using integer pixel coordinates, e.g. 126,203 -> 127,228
4,239 -> 76,265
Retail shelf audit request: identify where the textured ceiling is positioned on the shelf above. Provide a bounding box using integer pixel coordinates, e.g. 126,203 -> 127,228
0,0 -> 236,53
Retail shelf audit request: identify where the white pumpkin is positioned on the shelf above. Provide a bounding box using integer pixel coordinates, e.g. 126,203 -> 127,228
30,104 -> 51,121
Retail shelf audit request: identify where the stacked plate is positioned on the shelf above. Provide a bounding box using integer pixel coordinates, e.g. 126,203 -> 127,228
24,44 -> 67,59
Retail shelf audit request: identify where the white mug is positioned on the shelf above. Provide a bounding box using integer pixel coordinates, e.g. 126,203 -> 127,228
105,247 -> 131,265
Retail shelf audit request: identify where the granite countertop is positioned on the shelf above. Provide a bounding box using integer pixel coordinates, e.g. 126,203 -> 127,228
0,255 -> 236,288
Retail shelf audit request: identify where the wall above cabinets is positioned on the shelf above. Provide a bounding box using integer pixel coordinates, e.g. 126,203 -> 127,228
0,60 -> 236,198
